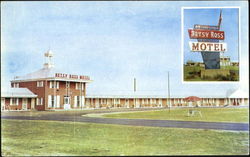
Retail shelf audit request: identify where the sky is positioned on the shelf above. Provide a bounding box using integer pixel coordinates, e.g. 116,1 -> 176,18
183,8 -> 239,63
1,1 -> 249,96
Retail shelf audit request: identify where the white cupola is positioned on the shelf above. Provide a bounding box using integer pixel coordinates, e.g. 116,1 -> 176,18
43,49 -> 55,69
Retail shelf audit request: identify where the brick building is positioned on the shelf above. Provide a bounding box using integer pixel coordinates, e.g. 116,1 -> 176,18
1,50 -> 248,111
10,50 -> 92,111
1,88 -> 37,111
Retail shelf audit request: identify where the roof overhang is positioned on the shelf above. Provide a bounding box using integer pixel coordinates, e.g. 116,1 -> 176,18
11,77 -> 93,83
2,94 -> 37,98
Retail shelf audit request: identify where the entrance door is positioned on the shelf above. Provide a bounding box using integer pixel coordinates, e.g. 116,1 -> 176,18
64,96 -> 71,110
31,98 -> 35,110
125,99 -> 129,108
22,98 -> 28,110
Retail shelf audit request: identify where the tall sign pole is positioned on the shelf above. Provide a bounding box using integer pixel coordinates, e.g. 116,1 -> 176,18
168,71 -> 170,112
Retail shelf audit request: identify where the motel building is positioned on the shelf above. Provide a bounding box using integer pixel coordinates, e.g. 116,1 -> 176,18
1,50 -> 249,111
2,50 -> 92,111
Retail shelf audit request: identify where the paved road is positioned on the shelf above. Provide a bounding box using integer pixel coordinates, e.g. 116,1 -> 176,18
1,109 -> 249,131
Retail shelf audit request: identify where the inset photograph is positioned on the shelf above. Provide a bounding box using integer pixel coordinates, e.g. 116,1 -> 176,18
182,7 -> 239,82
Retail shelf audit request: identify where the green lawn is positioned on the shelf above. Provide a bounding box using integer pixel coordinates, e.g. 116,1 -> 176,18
184,65 -> 239,81
1,120 -> 249,156
103,108 -> 249,123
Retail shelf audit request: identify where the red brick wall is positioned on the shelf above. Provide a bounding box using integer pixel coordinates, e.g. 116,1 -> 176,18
46,81 -> 86,110
15,81 -> 46,111
12,81 -> 87,110
3,98 -> 33,111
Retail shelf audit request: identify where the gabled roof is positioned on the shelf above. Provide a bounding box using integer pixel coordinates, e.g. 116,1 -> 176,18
1,88 -> 37,98
228,89 -> 249,98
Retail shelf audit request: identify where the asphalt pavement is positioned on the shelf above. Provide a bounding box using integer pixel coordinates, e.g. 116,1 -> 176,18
1,109 -> 249,131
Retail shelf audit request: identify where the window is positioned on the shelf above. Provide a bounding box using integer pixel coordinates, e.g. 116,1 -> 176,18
66,82 -> 70,88
114,99 -> 120,104
76,83 -> 80,90
50,81 -> 59,89
101,99 -> 107,104
76,83 -> 84,91
48,95 -> 60,108
10,98 -> 19,105
151,99 -> 156,104
74,96 -> 81,107
13,83 -> 19,88
37,81 -> 44,87
36,98 -> 43,105
51,96 -> 55,107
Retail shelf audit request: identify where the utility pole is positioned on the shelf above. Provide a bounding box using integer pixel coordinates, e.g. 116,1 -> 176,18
134,78 -> 136,108
168,71 -> 171,112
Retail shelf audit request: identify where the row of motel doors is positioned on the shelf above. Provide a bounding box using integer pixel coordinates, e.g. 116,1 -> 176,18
1,98 -> 36,111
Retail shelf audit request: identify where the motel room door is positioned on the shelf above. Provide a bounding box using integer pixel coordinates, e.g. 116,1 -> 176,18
125,99 -> 129,108
22,98 -> 28,110
31,98 -> 35,110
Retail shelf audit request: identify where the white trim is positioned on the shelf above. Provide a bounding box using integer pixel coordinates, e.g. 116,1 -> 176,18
56,95 -> 60,108
74,96 -> 77,107
11,77 -> 93,83
57,82 -> 59,89
48,95 -> 52,107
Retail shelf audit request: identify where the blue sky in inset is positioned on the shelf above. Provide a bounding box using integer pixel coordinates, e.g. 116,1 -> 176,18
183,8 -> 239,63
1,1 -> 249,96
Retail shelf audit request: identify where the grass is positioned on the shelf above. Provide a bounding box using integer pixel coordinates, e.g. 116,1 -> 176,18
103,108 -> 249,123
1,119 -> 249,156
184,65 -> 239,81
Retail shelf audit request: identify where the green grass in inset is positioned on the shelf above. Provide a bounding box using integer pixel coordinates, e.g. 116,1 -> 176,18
1,120 -> 249,156
104,108 -> 249,123
184,65 -> 239,81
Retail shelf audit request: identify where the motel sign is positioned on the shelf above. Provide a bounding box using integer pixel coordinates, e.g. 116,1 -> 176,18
189,42 -> 227,52
188,10 -> 225,69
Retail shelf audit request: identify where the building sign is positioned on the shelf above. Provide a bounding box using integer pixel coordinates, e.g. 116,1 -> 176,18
55,73 -> 90,80
189,42 -> 227,52
194,24 -> 219,30
186,10 -> 226,69
188,29 -> 224,40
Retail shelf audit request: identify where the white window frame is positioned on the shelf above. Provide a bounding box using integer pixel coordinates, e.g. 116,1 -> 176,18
10,98 -> 19,106
76,83 -> 80,90
37,81 -> 44,87
114,98 -> 120,104
36,98 -> 43,105
74,96 -> 81,107
13,83 -> 19,88
81,83 -> 84,91
50,81 -> 59,89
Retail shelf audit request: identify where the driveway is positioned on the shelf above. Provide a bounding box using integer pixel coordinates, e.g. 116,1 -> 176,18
1,108 -> 249,131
